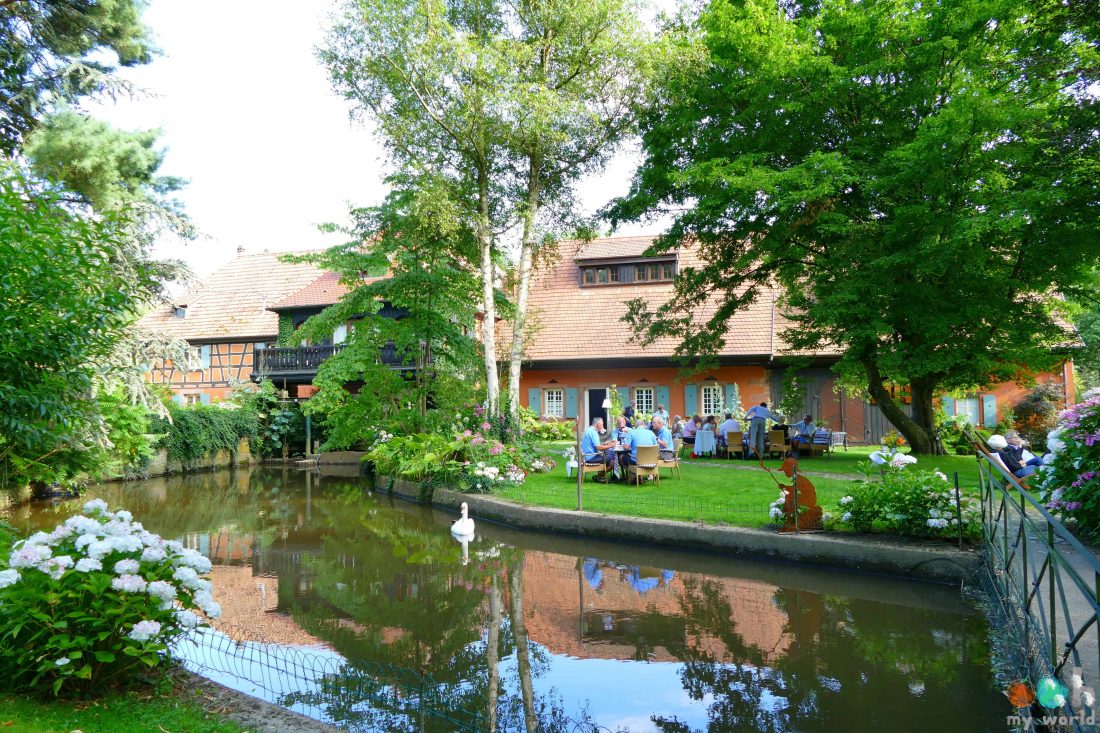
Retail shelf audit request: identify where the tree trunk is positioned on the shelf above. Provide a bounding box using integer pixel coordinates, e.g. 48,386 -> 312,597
507,169 -> 540,430
478,165 -> 500,416
864,360 -> 941,454
508,556 -> 538,733
486,573 -> 502,733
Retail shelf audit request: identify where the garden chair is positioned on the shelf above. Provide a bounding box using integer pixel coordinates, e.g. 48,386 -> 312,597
726,431 -> 745,460
582,456 -> 608,483
767,430 -> 787,459
806,429 -> 831,458
629,445 -> 660,486
658,439 -> 681,479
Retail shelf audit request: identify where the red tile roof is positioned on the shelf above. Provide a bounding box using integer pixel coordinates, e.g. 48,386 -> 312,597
270,272 -> 352,310
139,251 -> 327,341
519,237 -> 827,362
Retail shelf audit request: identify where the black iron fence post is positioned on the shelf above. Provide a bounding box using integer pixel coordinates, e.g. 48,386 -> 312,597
953,471 -> 963,550
792,465 -> 800,534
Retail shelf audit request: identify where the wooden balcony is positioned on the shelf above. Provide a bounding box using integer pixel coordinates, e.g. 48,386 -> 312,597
252,343 -> 415,383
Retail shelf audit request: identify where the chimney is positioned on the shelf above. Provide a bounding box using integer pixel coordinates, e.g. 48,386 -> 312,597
236,245 -> 245,256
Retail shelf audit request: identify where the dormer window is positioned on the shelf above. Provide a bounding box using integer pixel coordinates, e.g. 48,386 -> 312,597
174,304 -> 187,318
578,258 -> 676,287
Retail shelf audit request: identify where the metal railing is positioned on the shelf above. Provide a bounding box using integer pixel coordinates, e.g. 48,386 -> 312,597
976,446 -> 1100,730
254,345 -> 345,376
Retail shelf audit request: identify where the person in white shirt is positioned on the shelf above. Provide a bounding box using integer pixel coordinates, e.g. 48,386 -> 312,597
790,415 -> 816,458
745,402 -> 783,459
653,404 -> 670,423
717,413 -> 741,447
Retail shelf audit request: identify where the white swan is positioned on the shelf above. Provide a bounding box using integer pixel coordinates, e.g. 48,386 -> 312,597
451,501 -> 475,538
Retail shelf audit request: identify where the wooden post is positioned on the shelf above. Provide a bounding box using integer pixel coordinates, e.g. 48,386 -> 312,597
792,464 -> 800,534
953,472 -> 964,549
305,414 -> 312,457
576,413 -> 583,511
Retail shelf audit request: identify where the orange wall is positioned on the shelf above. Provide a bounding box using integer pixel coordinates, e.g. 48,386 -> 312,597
148,341 -> 264,403
521,366 -> 771,419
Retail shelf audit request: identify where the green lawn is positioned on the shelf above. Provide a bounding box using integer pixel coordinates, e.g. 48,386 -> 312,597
0,677 -> 244,733
512,442 -> 982,528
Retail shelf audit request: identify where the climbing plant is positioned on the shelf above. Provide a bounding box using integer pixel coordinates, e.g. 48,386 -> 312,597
152,404 -> 258,467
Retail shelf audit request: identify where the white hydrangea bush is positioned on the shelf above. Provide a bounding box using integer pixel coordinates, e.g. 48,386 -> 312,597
0,499 -> 218,695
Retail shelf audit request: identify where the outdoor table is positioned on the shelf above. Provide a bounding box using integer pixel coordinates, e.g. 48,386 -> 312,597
693,430 -> 716,456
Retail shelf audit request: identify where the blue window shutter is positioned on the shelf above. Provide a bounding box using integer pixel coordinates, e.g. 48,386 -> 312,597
527,388 -> 541,417
656,386 -> 670,411
617,387 -> 630,408
172,393 -> 183,406
199,344 -> 211,369
684,385 -> 698,415
982,394 -> 997,426
724,384 -> 737,414
565,388 -> 579,418
940,396 -> 955,415
200,393 -> 211,405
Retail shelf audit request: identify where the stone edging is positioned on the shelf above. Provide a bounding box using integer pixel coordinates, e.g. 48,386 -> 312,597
385,478 -> 980,584
181,669 -> 341,733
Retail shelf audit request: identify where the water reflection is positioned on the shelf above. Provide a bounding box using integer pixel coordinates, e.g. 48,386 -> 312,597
4,469 -> 1007,732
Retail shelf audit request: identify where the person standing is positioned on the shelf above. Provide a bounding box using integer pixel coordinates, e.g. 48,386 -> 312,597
745,402 -> 783,459
622,402 -> 635,427
653,404 -> 670,423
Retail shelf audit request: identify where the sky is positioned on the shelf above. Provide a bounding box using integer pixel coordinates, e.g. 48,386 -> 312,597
91,0 -> 668,277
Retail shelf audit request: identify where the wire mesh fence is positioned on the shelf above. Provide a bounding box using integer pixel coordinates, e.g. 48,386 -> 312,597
172,622 -> 628,733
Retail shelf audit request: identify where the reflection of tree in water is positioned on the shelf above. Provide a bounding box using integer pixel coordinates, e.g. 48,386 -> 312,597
276,489 -> 601,732
654,579 -> 1003,733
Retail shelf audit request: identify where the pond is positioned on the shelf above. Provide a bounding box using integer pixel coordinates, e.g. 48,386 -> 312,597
4,467 -> 1008,732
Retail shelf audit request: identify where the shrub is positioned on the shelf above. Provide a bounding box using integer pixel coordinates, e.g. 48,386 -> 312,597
832,465 -> 981,540
1014,383 -> 1063,448
0,500 -> 218,696
152,403 -> 258,468
1037,389 -> 1100,540
230,380 -> 305,457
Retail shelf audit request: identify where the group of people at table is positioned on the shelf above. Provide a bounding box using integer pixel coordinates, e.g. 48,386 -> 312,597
581,401 -> 822,482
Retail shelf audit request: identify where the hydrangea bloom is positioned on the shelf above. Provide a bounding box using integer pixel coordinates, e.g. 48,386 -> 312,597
0,569 -> 19,588
74,558 -> 102,573
114,559 -> 140,575
112,574 -> 148,594
147,580 -> 176,604
128,620 -> 162,642
141,546 -> 167,563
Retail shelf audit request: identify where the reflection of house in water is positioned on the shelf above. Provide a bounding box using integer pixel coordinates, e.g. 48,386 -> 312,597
522,551 -> 795,664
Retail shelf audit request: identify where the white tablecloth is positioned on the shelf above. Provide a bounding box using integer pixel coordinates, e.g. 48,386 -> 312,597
694,430 -> 716,455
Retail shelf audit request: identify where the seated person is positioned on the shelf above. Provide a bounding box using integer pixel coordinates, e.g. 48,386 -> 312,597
1007,433 -> 1043,468
682,415 -> 699,445
670,415 -> 685,439
621,422 -> 659,470
789,415 -> 816,458
703,415 -> 718,431
614,415 -> 633,443
718,413 -> 741,445
652,416 -> 675,461
988,434 -> 1036,479
581,417 -> 619,481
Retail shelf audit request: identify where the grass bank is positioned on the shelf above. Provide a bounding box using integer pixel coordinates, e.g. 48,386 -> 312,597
500,443 -> 979,528
0,676 -> 243,733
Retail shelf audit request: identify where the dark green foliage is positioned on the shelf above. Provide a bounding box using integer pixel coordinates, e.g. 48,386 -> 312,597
231,381 -> 305,457
0,163 -> 155,489
0,0 -> 154,153
1013,383 -> 1064,448
153,404 -> 258,468
288,176 -> 483,443
610,0 -> 1100,454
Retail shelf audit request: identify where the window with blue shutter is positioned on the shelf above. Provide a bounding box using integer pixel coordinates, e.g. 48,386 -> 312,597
199,344 -> 211,370
617,386 -> 630,409
565,388 -> 579,418
982,394 -> 997,426
724,384 -> 739,415
200,393 -> 211,405
656,386 -> 670,412
684,385 -> 698,416
527,388 -> 541,417
940,396 -> 955,415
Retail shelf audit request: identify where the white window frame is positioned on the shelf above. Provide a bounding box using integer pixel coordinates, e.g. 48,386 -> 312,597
634,387 -> 655,415
701,384 -> 723,416
957,395 -> 980,424
544,388 -> 564,418
183,393 -> 202,406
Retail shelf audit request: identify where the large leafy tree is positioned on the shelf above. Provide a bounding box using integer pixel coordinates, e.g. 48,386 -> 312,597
0,163 -> 156,489
611,0 -> 1100,453
320,0 -> 654,424
291,175 -> 483,444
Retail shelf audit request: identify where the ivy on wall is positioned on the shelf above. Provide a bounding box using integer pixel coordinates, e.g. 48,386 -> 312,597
152,404 -> 259,466
277,313 -> 294,346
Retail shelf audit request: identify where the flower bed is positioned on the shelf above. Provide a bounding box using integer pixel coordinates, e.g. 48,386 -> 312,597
1038,389 -> 1100,540
0,500 -> 218,695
